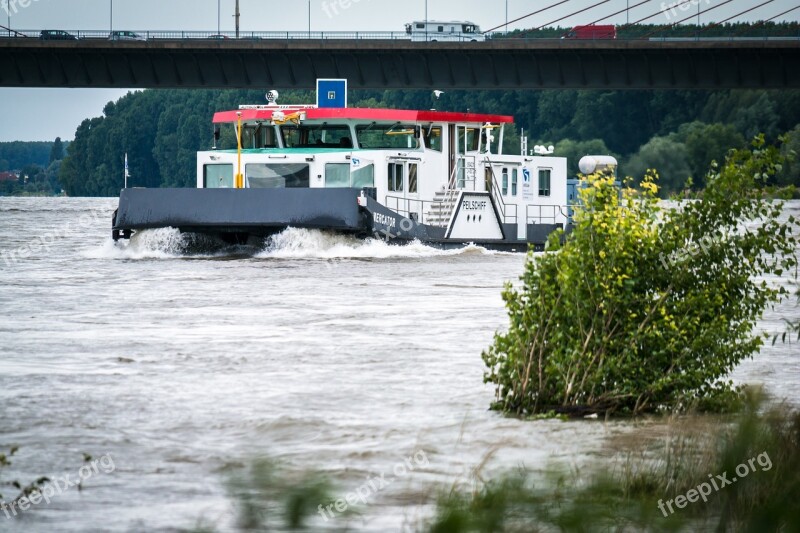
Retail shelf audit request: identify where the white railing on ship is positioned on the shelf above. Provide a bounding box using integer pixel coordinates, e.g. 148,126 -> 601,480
384,195 -> 437,226
526,204 -> 569,225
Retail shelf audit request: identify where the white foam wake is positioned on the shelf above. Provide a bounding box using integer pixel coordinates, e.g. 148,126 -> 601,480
83,228 -> 235,260
83,227 -> 509,261
257,227 -> 501,260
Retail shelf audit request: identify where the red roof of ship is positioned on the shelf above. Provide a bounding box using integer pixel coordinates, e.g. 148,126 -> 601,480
213,107 -> 514,124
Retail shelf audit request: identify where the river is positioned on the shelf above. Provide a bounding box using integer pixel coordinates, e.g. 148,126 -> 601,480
0,198 -> 798,532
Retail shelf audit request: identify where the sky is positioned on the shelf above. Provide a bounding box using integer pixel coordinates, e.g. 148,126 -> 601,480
0,0 -> 798,142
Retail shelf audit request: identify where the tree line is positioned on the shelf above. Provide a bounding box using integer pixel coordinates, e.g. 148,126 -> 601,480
53,86 -> 800,197
0,139 -> 66,196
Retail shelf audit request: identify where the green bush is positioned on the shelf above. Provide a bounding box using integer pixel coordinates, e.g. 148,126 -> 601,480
483,137 -> 797,416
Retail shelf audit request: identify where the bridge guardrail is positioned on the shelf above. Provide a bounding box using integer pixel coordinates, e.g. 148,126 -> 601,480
3,29 -> 799,42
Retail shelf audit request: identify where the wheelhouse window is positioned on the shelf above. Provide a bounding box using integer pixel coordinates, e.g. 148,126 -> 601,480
511,169 -> 518,196
280,125 -> 352,149
204,164 -> 234,188
242,124 -> 278,149
325,163 -> 350,188
422,126 -> 442,152
462,24 -> 477,33
501,168 -> 508,195
538,169 -> 551,197
246,163 -> 309,188
357,124 -> 419,150
388,163 -> 404,192
438,26 -> 444,32
457,127 -> 480,154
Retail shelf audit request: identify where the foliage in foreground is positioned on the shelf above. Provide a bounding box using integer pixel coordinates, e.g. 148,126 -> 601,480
226,459 -> 332,531
483,138 -> 798,416
429,396 -> 800,533
212,396 -> 800,532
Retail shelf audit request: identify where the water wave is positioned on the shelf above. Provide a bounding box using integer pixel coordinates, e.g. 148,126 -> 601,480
83,227 -> 512,261
257,227 -> 504,260
83,228 -> 243,260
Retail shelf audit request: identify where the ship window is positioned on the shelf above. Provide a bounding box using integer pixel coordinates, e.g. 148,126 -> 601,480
325,163 -> 350,188
204,164 -> 234,188
246,163 -> 309,188
280,125 -> 352,149
243,124 -> 278,149
511,168 -> 518,196
352,163 -> 374,188
388,163 -> 404,192
416,23 -> 425,29
357,124 -> 419,150
457,127 -> 480,154
409,163 -> 418,193
438,26 -> 444,32
538,169 -> 551,197
422,126 -> 442,152
501,168 -> 508,195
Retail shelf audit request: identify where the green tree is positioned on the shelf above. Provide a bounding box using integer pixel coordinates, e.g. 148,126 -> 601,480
483,138 -> 797,416
623,136 -> 691,194
778,124 -> 800,187
676,122 -> 746,187
49,137 -> 64,164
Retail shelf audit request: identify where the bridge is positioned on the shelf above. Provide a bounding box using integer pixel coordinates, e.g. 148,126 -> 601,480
1,35 -> 798,90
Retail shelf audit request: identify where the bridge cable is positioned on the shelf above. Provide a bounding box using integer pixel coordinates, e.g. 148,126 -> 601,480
533,0 -> 614,31
732,4 -> 800,35
559,0 -> 652,37
619,0 -> 707,28
483,0 -> 575,33
640,0 -> 738,39
700,0 -> 778,31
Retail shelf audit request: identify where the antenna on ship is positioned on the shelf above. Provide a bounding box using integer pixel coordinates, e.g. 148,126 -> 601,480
124,153 -> 129,188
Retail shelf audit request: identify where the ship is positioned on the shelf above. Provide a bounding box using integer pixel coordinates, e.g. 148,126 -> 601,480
112,84 -> 614,251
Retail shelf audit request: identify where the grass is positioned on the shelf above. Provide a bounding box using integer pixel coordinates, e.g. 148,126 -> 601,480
429,391 -> 800,532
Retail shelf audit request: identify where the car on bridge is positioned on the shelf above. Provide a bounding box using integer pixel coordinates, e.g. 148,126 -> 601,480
40,30 -> 78,41
109,31 -> 146,42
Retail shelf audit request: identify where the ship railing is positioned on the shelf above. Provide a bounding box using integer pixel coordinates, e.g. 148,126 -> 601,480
526,204 -> 570,226
384,195 -> 440,226
484,161 -> 518,224
438,165 -> 462,225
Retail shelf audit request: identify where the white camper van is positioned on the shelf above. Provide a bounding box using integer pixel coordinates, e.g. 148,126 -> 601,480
405,21 -> 485,42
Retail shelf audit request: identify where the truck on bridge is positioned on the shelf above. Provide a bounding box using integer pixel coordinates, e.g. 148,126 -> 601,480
405,20 -> 485,42
563,25 -> 617,40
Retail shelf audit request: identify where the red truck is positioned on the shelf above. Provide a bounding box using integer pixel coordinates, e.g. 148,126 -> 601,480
563,25 -> 617,39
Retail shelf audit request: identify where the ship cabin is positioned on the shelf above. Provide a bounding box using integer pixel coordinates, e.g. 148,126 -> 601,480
198,106 -> 569,236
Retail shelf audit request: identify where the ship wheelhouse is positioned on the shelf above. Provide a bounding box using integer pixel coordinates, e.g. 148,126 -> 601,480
198,106 -> 569,239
